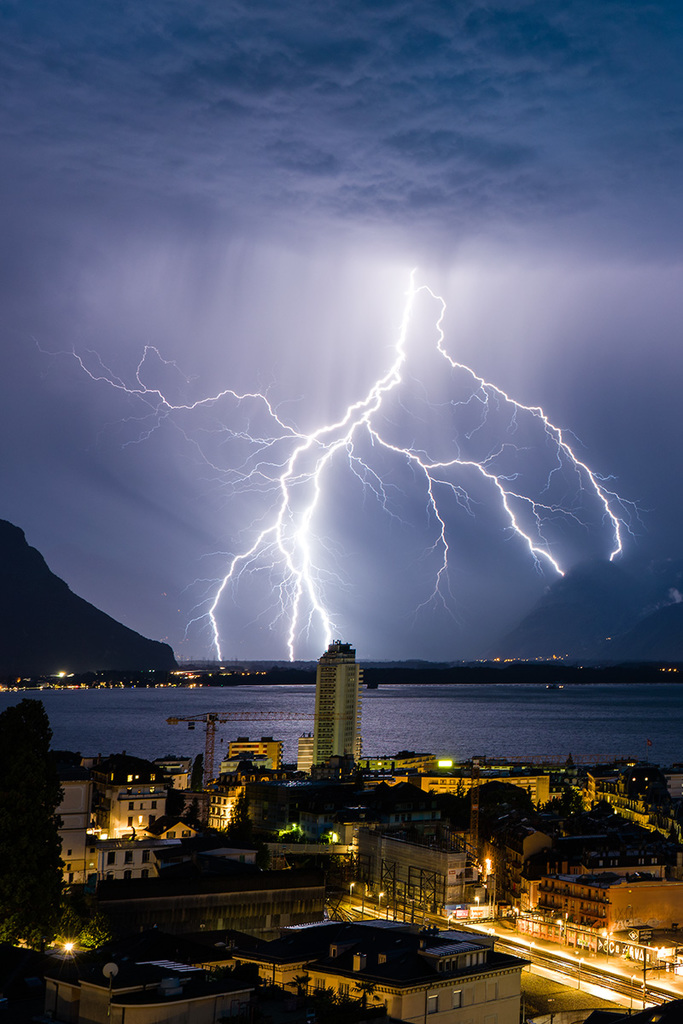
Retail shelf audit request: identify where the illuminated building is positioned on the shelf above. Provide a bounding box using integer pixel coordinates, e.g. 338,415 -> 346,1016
56,762 -> 94,885
312,640 -> 362,765
297,733 -> 314,773
227,735 -> 282,769
232,921 -> 525,1024
90,754 -> 167,839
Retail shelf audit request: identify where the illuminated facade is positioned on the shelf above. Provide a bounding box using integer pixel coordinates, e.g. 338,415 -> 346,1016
234,921 -> 524,1024
227,736 -> 283,769
90,754 -> 167,839
313,640 -> 362,765
297,733 -> 314,773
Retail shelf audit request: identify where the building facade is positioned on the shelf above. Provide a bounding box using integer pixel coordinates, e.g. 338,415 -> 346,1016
234,921 -> 525,1024
227,736 -> 283,769
312,640 -> 362,765
90,755 -> 167,839
56,765 -> 95,885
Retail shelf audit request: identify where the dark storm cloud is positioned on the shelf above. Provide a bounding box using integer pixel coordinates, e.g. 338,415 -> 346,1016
1,0 -> 682,661
1,0 -> 681,248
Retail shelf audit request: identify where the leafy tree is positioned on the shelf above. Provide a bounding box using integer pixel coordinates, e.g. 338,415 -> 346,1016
353,978 -> 378,1009
223,792 -> 270,868
191,753 -> 204,791
224,792 -> 253,846
79,909 -> 113,948
165,780 -> 186,818
290,973 -> 310,997
0,699 -> 63,946
55,903 -> 83,947
186,796 -> 200,825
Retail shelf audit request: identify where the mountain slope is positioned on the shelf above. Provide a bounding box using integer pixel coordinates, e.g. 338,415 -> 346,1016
490,561 -> 644,661
0,520 -> 176,674
603,602 -> 683,662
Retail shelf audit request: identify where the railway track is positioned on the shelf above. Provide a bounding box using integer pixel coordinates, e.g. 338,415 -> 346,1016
496,936 -> 671,1007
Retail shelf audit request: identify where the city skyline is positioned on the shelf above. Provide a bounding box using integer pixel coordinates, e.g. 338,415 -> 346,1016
1,2 -> 682,660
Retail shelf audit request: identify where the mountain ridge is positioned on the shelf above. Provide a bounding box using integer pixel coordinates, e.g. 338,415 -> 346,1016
0,520 -> 176,674
492,559 -> 683,662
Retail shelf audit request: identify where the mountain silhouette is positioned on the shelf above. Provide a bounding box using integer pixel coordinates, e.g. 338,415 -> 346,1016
491,561 -> 644,661
492,558 -> 683,663
602,601 -> 683,662
0,520 -> 176,675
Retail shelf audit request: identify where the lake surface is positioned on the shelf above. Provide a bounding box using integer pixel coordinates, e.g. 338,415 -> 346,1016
0,682 -> 680,767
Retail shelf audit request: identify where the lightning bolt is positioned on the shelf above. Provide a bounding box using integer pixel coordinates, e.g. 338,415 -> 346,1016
51,271 -> 637,660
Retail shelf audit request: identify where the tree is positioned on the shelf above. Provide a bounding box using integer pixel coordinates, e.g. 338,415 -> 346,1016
290,972 -> 310,997
0,699 -> 63,946
79,909 -> 113,949
223,792 -> 270,868
165,780 -> 186,818
186,796 -> 200,825
224,791 -> 253,846
353,978 -> 378,1009
190,753 -> 204,791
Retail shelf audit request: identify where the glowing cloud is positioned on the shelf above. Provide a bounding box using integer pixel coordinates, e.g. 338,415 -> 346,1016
59,272 -> 636,660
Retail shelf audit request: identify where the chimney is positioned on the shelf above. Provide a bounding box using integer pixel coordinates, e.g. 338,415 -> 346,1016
353,953 -> 367,972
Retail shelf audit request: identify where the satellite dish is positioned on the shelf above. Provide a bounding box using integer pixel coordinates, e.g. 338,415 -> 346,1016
102,963 -> 119,980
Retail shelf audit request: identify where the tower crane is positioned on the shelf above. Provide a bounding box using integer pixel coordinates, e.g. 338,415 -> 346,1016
167,711 -> 315,788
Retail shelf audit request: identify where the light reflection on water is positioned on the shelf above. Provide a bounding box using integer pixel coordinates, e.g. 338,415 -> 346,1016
0,682 -> 680,765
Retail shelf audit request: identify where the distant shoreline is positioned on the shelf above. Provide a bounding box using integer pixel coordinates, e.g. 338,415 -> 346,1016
1,660 -> 681,689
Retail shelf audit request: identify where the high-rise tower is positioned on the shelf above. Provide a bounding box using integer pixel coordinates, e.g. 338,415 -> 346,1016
312,640 -> 362,765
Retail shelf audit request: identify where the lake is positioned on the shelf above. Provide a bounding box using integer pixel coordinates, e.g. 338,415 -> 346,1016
0,681 -> 680,767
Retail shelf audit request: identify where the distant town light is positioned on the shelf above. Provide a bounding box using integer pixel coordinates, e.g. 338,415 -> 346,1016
437,759 -> 453,768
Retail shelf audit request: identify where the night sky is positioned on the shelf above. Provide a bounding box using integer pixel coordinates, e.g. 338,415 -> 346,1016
1,2 -> 682,662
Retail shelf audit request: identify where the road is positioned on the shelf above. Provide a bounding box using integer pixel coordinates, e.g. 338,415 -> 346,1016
331,896 -> 683,1010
